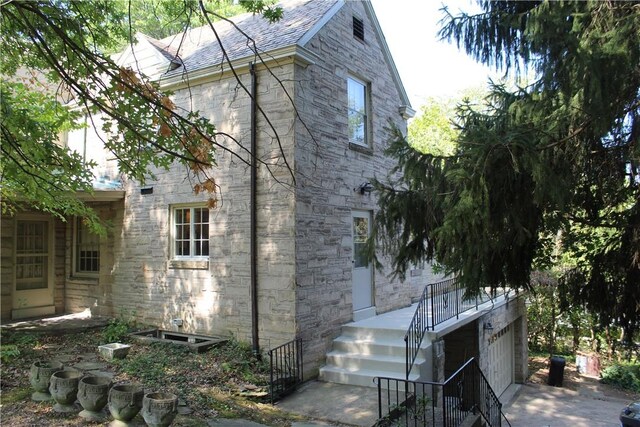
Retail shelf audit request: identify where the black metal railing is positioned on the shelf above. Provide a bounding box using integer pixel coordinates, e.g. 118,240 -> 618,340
268,338 -> 303,403
405,284 -> 431,380
375,358 -> 511,427
404,278 -> 509,379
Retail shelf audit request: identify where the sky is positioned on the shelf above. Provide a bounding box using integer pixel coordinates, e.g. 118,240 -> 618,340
369,0 -> 497,110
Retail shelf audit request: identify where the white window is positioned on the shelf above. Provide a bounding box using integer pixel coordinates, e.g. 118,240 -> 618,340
172,205 -> 209,259
74,218 -> 100,274
348,76 -> 369,147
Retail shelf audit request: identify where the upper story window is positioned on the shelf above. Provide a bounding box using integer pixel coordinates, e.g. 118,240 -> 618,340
172,205 -> 209,259
75,218 -> 99,274
348,76 -> 369,147
353,16 -> 364,41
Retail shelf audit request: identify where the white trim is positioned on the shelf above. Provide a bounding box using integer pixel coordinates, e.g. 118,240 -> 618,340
297,0 -> 346,47
72,217 -> 100,278
158,45 -> 319,90
169,204 -> 210,261
347,75 -> 371,148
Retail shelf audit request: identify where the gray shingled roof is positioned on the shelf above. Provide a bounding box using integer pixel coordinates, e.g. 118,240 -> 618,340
152,0 -> 339,78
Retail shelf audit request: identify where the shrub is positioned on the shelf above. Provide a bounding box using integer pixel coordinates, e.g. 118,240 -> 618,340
600,362 -> 640,392
102,318 -> 132,343
0,344 -> 20,363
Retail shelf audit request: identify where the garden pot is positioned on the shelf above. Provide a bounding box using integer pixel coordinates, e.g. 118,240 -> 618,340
141,392 -> 178,427
78,375 -> 112,421
49,369 -> 82,412
29,360 -> 63,401
108,383 -> 144,426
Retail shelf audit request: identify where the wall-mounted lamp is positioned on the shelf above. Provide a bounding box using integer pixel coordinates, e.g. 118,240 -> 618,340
355,182 -> 374,195
484,322 -> 494,331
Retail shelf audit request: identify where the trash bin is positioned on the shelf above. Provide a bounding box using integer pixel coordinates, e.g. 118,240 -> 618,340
548,356 -> 566,386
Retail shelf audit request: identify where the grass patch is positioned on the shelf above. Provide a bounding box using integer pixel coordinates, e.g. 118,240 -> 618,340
0,387 -> 31,404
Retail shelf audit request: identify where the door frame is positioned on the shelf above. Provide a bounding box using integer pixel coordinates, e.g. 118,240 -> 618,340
351,209 -> 375,321
12,214 -> 56,319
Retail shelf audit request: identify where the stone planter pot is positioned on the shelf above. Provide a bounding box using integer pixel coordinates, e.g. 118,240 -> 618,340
49,369 -> 82,412
29,360 -> 63,401
141,392 -> 178,427
78,375 -> 112,421
108,383 -> 144,426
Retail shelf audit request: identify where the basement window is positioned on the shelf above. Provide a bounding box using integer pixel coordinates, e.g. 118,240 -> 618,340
353,16 -> 364,41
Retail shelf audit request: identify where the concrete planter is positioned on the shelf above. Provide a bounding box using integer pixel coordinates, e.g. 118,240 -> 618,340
108,383 -> 144,424
78,375 -> 112,421
49,369 -> 82,412
29,360 -> 63,401
98,343 -> 131,360
142,392 -> 178,427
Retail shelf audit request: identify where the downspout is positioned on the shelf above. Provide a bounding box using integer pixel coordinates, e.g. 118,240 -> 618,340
250,62 -> 260,358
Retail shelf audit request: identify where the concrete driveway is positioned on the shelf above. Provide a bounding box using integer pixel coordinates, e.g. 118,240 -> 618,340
503,375 -> 636,427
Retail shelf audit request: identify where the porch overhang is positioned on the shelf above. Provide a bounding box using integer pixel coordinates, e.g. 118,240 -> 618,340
75,190 -> 125,202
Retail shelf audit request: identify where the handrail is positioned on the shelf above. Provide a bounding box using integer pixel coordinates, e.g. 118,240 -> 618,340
404,278 -> 510,379
376,357 -> 511,427
403,284 -> 431,379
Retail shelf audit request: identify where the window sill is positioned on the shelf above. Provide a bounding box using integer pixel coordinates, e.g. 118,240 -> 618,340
169,259 -> 209,270
67,276 -> 99,285
349,142 -> 373,155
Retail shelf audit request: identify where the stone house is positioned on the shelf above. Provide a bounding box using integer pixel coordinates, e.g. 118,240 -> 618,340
1,0 -> 527,395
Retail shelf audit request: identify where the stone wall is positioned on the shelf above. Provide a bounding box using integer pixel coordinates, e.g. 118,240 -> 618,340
93,64 -> 298,347
292,1 -> 437,375
63,201 -> 122,316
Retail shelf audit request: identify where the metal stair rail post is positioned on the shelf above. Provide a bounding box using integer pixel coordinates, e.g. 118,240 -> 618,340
404,283 -> 432,379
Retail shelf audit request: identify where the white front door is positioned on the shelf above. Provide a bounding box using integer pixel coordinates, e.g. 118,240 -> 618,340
487,324 -> 514,396
352,210 -> 374,320
12,217 -> 55,319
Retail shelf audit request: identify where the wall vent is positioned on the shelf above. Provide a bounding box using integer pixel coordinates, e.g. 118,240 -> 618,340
353,16 -> 364,41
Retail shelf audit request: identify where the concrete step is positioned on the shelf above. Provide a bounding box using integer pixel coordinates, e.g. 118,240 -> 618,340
319,366 -> 419,388
332,335 -> 408,358
341,324 -> 406,341
325,351 -> 425,373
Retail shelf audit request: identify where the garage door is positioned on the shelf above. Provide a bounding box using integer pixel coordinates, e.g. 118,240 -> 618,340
487,324 -> 513,396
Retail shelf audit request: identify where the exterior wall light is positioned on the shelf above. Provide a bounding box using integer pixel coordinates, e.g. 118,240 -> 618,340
355,182 -> 373,195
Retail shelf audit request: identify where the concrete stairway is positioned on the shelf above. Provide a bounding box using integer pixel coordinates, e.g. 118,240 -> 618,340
319,306 -> 430,387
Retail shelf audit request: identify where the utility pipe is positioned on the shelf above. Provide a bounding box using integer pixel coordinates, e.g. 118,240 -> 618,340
250,62 -> 260,358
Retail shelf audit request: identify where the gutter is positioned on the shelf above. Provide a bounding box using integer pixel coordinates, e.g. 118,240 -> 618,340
250,62 -> 260,358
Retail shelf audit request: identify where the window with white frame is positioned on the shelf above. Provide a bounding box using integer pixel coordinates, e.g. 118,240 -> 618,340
75,218 -> 100,274
347,76 -> 369,147
172,205 -> 209,259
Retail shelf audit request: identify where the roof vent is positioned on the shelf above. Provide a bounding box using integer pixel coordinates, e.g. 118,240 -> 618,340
353,16 -> 364,41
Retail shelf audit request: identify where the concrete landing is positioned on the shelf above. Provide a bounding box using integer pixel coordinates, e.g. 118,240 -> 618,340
277,381 -> 379,427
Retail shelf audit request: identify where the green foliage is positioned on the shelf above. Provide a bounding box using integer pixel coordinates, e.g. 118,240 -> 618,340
116,342 -> 191,387
0,0 -> 284,230
111,0 -> 245,43
0,344 -> 20,364
211,338 -> 269,383
600,362 -> 640,393
101,317 -> 135,344
374,1 -> 640,338
408,100 -> 458,156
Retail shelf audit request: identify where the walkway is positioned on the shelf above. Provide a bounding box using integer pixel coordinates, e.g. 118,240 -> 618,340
503,372 -> 635,427
0,309 -> 110,334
